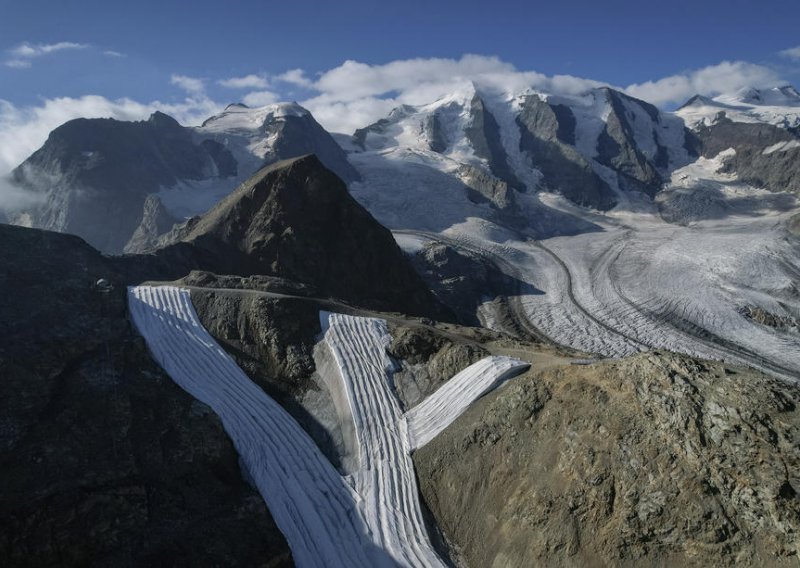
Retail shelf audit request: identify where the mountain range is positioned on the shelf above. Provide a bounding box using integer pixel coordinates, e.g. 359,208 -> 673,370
2,81 -> 800,567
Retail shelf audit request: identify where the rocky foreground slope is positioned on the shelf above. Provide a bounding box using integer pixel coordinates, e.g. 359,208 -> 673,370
0,225 -> 291,566
414,352 -> 800,567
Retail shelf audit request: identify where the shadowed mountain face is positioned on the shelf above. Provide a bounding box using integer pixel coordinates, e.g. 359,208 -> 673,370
464,94 -> 525,191
9,104 -> 361,254
0,224 -> 292,567
154,155 -> 450,319
595,88 -> 668,197
10,112 -> 231,254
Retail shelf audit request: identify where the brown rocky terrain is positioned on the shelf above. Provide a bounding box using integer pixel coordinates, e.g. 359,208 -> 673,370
414,352 -> 800,567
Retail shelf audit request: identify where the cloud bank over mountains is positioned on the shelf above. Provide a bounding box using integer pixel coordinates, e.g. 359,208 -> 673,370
0,51 -> 796,176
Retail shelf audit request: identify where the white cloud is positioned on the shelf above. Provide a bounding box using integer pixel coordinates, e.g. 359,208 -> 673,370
5,59 -> 31,69
218,74 -> 269,89
9,41 -> 88,58
276,68 -> 313,88
4,41 -> 88,68
624,60 -> 783,107
294,54 -> 606,133
103,50 -> 125,58
242,90 -> 279,107
171,74 -> 206,95
779,46 -> 800,61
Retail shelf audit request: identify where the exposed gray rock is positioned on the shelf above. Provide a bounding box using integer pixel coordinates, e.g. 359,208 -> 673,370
738,305 -> 799,333
254,109 -> 360,183
465,94 -> 525,190
353,105 -> 416,149
414,352 -> 800,567
10,112 -> 236,254
516,94 -> 617,210
123,194 -> 178,253
694,116 -> 800,194
426,113 -> 448,153
595,88 -> 665,197
387,324 -> 489,409
409,241 -> 521,325
455,164 -> 514,210
656,184 -> 797,224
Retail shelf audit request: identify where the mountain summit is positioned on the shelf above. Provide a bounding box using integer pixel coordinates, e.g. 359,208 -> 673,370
156,154 -> 447,317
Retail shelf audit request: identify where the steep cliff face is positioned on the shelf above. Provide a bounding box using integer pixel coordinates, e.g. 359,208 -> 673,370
415,352 -> 800,567
593,88 -> 669,197
8,103 -> 362,255
516,94 -> 617,209
464,94 -> 525,190
9,112 -> 235,253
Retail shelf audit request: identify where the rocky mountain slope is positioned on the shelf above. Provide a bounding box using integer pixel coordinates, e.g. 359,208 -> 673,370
8,112 -> 227,253
0,224 -> 292,567
415,352 -> 800,567
347,83 -> 695,217
7,103 -> 359,254
2,79 -> 800,567
152,155 -> 448,317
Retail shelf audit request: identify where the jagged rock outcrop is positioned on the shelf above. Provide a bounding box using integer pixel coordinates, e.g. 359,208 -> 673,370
155,155 -> 449,318
0,224 -> 291,567
464,94 -> 525,190
455,164 -> 514,210
414,352 -> 800,567
387,324 -> 489,409
595,88 -> 668,197
409,241 -> 520,325
693,116 -> 800,194
123,194 -> 178,254
516,94 -> 617,210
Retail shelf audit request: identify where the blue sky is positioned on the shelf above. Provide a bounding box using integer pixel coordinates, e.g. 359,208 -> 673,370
1,0 -> 799,171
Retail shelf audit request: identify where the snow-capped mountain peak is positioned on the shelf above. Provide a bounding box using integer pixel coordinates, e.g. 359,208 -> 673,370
717,85 -> 800,107
200,101 -> 311,132
676,84 -> 800,129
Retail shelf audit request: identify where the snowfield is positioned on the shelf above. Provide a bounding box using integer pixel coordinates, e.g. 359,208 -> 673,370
676,86 -> 800,129
129,286 -> 527,566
